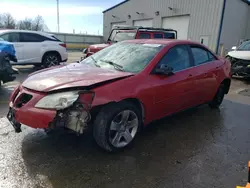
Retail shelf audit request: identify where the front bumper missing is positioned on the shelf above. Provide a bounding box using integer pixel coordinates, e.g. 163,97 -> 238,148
7,107 -> 21,133
7,103 -> 91,134
47,103 -> 91,134
7,89 -> 94,134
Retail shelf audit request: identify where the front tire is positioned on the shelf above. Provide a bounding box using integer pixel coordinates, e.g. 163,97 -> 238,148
209,84 -> 225,108
93,101 -> 141,152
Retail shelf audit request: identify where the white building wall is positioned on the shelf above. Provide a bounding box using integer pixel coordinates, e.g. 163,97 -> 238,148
103,0 -> 224,51
220,0 -> 250,54
245,8 -> 250,40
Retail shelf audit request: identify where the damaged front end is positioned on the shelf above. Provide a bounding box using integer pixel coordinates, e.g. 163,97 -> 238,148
46,91 -> 95,134
228,56 -> 250,78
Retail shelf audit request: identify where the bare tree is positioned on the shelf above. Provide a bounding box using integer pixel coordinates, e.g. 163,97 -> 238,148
0,13 -> 48,31
0,15 -> 3,28
2,13 -> 15,29
32,15 -> 45,31
17,18 -> 32,30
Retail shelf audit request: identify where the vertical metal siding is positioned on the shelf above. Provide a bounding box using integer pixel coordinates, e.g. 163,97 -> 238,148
103,0 -> 224,51
220,0 -> 249,53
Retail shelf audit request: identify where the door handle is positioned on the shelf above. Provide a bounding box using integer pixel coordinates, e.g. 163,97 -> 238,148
188,74 -> 192,77
203,73 -> 208,77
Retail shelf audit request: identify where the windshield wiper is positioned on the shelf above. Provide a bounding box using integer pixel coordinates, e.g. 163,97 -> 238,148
90,56 -> 100,67
99,59 -> 124,71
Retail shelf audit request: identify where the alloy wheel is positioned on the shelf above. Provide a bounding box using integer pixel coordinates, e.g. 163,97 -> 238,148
109,110 -> 139,148
45,55 -> 59,67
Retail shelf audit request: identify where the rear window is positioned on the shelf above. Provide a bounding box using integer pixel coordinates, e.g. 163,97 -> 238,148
164,33 -> 176,39
139,33 -> 151,39
153,33 -> 164,39
109,30 -> 136,42
50,35 -> 61,42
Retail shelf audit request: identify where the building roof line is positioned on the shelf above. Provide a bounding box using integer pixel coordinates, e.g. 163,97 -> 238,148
103,0 -> 250,14
103,0 -> 129,13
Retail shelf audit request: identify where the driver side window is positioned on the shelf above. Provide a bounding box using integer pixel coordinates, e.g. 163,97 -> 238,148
157,45 -> 191,72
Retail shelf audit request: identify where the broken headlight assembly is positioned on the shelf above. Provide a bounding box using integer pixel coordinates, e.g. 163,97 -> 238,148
35,91 -> 80,110
46,91 -> 95,134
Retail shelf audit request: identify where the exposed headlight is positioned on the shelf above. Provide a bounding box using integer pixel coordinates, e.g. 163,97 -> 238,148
35,91 -> 79,110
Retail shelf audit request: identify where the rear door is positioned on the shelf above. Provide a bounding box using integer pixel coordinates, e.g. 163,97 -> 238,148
0,32 -> 23,62
189,45 -> 220,103
20,32 -> 45,63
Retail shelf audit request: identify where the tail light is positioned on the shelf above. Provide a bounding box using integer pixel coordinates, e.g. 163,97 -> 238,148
59,43 -> 67,48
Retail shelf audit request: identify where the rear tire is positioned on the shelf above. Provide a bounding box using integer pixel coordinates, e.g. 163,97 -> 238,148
209,84 -> 225,108
93,101 -> 141,152
42,53 -> 60,68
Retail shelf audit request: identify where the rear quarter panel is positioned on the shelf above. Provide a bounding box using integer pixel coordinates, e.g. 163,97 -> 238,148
42,41 -> 67,61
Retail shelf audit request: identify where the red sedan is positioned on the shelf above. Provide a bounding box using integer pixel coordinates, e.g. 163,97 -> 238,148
7,39 -> 231,152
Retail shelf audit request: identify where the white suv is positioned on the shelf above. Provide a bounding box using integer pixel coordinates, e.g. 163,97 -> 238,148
0,30 -> 68,67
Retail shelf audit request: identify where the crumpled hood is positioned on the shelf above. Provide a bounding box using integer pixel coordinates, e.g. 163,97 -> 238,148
22,63 -> 133,92
228,51 -> 250,60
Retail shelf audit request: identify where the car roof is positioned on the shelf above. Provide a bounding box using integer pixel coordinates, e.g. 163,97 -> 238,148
0,29 -> 54,38
124,39 -> 202,46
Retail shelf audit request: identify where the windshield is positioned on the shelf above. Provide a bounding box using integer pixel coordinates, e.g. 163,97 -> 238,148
109,30 -> 136,42
237,41 -> 250,51
81,42 -> 163,73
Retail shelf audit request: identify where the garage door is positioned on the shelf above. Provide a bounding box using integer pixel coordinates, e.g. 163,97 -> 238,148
111,22 -> 127,29
162,15 -> 190,40
133,19 -> 153,27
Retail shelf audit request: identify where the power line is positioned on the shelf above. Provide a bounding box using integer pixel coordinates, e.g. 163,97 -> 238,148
56,0 -> 60,32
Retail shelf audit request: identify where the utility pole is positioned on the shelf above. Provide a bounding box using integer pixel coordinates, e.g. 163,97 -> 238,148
57,0 -> 60,32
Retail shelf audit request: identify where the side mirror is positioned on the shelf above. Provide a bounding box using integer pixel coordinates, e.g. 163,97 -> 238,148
154,64 -> 174,76
231,46 -> 237,51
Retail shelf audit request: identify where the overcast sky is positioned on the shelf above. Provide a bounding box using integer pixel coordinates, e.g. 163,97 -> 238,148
0,0 -> 123,34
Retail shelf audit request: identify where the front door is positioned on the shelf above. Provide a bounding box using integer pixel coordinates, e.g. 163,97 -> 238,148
147,45 -> 197,120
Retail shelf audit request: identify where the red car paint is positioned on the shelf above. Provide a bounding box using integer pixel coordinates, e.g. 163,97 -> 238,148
22,63 -> 133,92
9,39 -> 231,130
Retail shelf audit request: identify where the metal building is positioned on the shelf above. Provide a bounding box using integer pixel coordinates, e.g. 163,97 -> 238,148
103,0 -> 250,54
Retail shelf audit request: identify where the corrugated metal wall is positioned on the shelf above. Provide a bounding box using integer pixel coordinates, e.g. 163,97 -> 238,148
49,32 -> 104,50
103,0 -> 224,51
220,0 -> 250,54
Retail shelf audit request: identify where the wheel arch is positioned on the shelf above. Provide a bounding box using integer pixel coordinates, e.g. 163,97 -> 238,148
90,98 -> 145,124
42,51 -> 62,62
122,98 -> 145,122
221,78 -> 231,94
